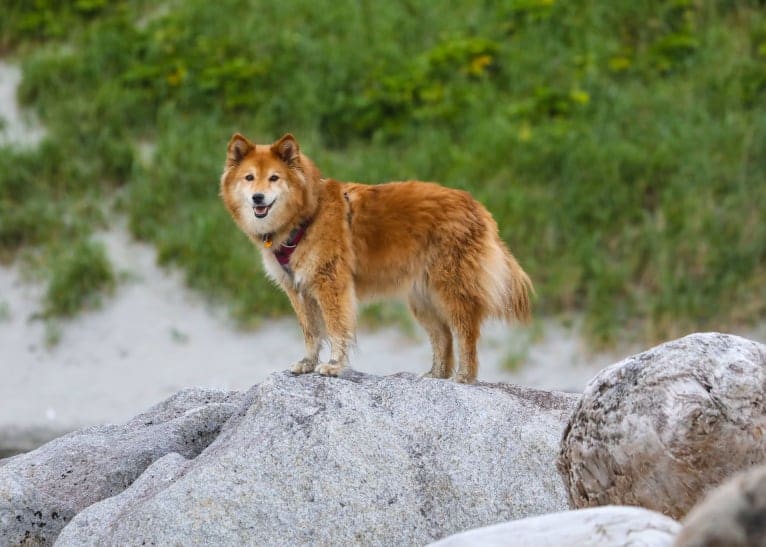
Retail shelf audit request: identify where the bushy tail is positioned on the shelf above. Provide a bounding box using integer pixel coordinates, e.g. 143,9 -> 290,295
483,240 -> 534,323
505,250 -> 534,323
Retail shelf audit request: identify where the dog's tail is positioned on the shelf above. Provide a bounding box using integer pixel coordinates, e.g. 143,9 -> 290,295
484,238 -> 534,323
505,249 -> 534,323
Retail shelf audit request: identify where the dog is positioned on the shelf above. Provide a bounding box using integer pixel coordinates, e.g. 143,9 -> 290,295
220,133 -> 533,383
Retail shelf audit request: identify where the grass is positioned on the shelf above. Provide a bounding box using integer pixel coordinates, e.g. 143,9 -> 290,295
0,300 -> 10,323
41,239 -> 115,318
0,0 -> 764,345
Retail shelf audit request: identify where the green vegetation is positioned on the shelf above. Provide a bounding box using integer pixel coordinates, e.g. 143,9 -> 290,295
0,300 -> 10,323
42,239 -> 115,318
1,0 -> 764,344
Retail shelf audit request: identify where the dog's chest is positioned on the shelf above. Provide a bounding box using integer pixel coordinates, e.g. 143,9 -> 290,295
262,251 -> 304,289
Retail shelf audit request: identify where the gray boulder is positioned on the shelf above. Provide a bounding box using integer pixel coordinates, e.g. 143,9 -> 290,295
675,463 -> 766,547
558,332 -> 766,519
429,505 -> 681,547
0,388 -> 243,545
57,370 -> 578,546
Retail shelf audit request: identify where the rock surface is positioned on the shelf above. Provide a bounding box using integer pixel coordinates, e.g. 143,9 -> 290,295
675,464 -> 766,547
55,370 -> 578,546
429,505 -> 681,547
0,388 -> 243,545
558,332 -> 766,519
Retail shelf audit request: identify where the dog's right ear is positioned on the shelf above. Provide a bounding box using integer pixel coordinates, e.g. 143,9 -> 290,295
227,133 -> 254,167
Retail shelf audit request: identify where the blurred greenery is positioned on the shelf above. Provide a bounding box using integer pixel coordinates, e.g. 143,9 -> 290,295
0,0 -> 764,344
42,239 -> 115,318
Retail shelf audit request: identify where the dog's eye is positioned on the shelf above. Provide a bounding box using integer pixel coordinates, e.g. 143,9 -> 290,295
245,174 -> 254,181
269,174 -> 279,182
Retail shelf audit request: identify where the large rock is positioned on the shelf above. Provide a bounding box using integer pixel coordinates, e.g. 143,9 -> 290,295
675,463 -> 766,547
0,388 -> 243,545
57,370 -> 578,545
429,505 -> 681,547
558,332 -> 766,519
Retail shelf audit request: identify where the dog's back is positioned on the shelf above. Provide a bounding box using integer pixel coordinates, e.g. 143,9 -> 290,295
344,180 -> 531,317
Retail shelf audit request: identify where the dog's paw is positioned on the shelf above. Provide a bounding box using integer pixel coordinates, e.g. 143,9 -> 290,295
315,361 -> 344,377
421,369 -> 449,380
290,358 -> 316,374
454,373 -> 476,384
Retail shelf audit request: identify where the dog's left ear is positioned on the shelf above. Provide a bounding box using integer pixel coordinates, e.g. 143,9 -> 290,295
271,133 -> 300,168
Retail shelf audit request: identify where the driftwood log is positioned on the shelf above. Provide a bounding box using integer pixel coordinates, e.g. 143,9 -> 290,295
558,332 -> 766,519
429,505 -> 681,547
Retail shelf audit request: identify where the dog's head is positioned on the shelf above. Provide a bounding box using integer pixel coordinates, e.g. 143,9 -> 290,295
220,133 -> 318,239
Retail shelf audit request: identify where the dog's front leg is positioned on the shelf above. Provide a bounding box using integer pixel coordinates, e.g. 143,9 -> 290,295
312,265 -> 355,377
285,288 -> 324,374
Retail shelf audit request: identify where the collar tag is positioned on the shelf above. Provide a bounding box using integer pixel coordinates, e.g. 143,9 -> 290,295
262,234 -> 273,248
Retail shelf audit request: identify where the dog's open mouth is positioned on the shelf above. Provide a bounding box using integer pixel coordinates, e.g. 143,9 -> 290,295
253,201 -> 275,219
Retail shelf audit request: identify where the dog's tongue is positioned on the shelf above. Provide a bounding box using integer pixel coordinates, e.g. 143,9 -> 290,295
255,206 -> 269,215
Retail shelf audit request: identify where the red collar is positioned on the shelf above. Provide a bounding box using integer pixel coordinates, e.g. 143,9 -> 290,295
263,221 -> 311,272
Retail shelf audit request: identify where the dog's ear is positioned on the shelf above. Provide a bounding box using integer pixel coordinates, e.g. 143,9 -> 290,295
271,133 -> 300,168
227,133 -> 254,167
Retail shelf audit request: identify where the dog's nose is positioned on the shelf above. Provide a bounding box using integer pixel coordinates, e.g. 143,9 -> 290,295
252,193 -> 266,205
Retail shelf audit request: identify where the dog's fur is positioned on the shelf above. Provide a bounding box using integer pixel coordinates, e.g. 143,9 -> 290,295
220,133 -> 533,383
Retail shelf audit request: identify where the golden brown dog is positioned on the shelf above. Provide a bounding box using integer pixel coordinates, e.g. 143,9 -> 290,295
220,133 -> 533,383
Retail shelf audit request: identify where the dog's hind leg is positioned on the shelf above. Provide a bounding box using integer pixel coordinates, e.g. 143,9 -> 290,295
453,312 -> 481,384
435,283 -> 482,384
408,290 -> 454,379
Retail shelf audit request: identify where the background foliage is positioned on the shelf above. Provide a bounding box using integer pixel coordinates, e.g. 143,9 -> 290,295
1,0 -> 764,344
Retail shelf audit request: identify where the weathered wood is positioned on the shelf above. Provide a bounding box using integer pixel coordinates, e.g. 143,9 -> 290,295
429,506 -> 681,547
558,332 -> 766,519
